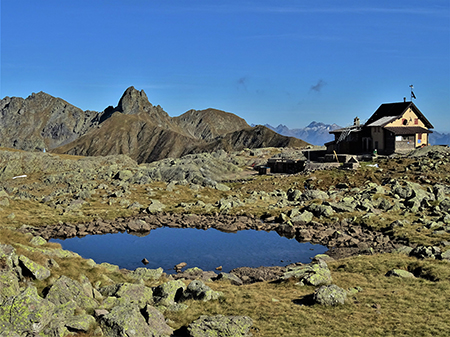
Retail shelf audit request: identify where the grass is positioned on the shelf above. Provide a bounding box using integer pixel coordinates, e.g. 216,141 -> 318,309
164,254 -> 450,337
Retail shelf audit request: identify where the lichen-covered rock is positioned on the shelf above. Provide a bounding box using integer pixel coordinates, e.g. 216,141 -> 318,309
0,286 -> 56,336
287,188 -> 302,201
313,284 -> 347,306
43,299 -> 77,336
153,280 -> 186,307
65,313 -> 96,333
147,199 -> 166,213
215,272 -> 244,286
0,270 -> 20,302
0,244 -> 18,271
307,203 -> 334,218
143,305 -> 174,337
187,315 -> 253,337
441,250 -> 450,261
18,255 -> 51,280
328,200 -> 357,213
385,269 -> 416,278
100,282 -> 154,309
410,245 -> 441,259
45,275 -> 98,311
99,262 -> 120,273
281,260 -> 332,286
301,189 -> 328,201
115,169 -> 134,181
182,280 -> 223,302
99,302 -> 156,337
129,267 -> 163,281
30,235 -> 47,246
290,210 -> 314,224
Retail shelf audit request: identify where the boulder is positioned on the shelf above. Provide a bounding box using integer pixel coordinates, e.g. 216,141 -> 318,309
215,272 -> 244,286
65,313 -> 96,333
441,250 -> 450,261
287,188 -> 302,201
0,270 -> 20,301
385,269 -> 416,278
392,183 -> 413,199
182,280 -> 223,302
281,260 -> 332,286
115,169 -> 134,181
18,255 -> 51,281
188,315 -> 253,337
143,305 -> 174,336
291,210 -> 314,224
45,275 -> 98,311
0,286 -> 55,336
100,282 -> 154,309
129,267 -> 164,281
0,244 -> 19,271
313,284 -> 347,306
30,235 -> 47,246
301,189 -> 328,201
153,280 -> 186,307
99,302 -> 163,337
410,246 -> 441,260
307,203 -> 334,218
127,219 -> 151,232
147,199 -> 166,213
328,201 -> 356,213
439,198 -> 450,213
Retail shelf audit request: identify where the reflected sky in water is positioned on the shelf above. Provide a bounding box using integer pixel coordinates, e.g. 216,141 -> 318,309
51,227 -> 327,273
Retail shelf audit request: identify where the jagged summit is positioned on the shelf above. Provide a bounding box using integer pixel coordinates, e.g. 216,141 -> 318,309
1,87 -> 309,163
117,86 -> 152,115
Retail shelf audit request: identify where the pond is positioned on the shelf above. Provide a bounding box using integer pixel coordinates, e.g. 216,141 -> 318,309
51,227 -> 327,273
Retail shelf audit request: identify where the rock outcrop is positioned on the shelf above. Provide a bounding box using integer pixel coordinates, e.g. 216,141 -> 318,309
187,315 -> 253,337
0,241 -> 227,337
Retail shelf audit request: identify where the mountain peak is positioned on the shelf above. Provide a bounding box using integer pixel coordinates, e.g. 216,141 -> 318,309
117,86 -> 152,115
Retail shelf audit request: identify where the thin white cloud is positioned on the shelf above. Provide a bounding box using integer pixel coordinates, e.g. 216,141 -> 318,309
169,4 -> 448,17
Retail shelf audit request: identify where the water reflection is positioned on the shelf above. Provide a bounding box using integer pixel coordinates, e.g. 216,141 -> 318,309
51,227 -> 327,273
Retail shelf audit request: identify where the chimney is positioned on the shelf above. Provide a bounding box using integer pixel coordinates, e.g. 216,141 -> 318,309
354,117 -> 360,126
404,97 -> 406,102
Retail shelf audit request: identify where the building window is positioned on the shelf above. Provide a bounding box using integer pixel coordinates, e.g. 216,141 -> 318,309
414,118 -> 418,125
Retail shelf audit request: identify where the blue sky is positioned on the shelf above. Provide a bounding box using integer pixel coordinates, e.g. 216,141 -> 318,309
2,1 -> 450,131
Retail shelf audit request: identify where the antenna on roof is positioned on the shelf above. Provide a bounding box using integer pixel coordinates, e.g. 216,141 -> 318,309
409,85 -> 416,101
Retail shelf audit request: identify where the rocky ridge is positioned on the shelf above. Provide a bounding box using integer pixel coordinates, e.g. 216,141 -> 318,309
1,87 -> 308,164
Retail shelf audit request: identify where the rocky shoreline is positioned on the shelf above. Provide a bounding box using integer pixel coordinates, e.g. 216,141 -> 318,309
20,212 -> 402,262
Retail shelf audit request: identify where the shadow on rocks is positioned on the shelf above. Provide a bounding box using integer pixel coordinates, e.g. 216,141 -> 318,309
292,293 -> 315,307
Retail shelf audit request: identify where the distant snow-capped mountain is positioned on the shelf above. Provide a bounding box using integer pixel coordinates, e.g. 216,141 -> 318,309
429,131 -> 450,146
255,121 -> 450,147
261,121 -> 342,146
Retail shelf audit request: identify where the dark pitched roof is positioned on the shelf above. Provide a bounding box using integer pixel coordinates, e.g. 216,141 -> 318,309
329,125 -> 362,134
366,102 -> 434,129
384,126 -> 433,135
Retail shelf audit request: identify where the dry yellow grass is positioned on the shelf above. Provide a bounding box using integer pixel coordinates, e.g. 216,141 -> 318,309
165,254 -> 450,337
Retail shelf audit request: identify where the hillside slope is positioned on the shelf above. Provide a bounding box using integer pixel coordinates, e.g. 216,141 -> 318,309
2,87 -> 309,163
0,92 -> 99,151
174,108 -> 250,140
